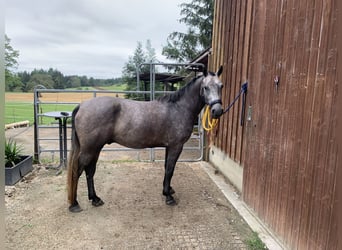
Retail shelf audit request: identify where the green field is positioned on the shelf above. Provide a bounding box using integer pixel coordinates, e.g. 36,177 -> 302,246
5,102 -> 77,125
68,84 -> 127,91
5,84 -> 128,125
100,84 -> 127,91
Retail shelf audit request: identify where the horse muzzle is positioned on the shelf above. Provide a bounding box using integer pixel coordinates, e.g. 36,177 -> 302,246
209,99 -> 223,119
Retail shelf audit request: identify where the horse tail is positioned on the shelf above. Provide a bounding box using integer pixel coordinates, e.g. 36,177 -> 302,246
67,105 -> 81,206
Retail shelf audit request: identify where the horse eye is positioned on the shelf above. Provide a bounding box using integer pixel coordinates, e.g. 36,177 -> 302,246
204,86 -> 209,91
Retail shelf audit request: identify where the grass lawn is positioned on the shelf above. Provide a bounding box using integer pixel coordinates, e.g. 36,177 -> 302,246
68,84 -> 127,91
5,102 -> 77,125
98,84 -> 127,91
5,85 -> 127,125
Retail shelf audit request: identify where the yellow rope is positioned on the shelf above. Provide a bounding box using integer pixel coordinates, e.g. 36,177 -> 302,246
202,106 -> 219,131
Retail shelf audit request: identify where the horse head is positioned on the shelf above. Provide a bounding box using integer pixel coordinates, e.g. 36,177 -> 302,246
201,66 -> 224,119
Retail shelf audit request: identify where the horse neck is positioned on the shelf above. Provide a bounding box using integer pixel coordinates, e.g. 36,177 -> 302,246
177,77 -> 205,117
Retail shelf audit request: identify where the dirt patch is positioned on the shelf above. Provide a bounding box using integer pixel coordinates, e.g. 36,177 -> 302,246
5,161 -> 253,249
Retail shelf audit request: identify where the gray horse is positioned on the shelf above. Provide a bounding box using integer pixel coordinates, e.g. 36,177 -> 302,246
67,66 -> 224,212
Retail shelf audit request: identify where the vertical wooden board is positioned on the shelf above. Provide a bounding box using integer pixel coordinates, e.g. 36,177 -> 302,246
210,0 -> 218,69
286,0 -> 316,246
240,0 -> 254,166
295,0 -> 323,248
250,0 -> 277,226
283,0 -> 316,247
269,0 -> 298,243
218,0 -> 230,151
222,0 -> 237,156
334,3 -> 342,249
211,0 -> 223,148
325,44 -> 339,249
241,0 -> 255,204
232,0 -> 246,162
243,1 -> 265,210
228,0 -> 242,160
233,0 -> 246,164
324,5 -> 339,248
221,0 -> 232,153
210,0 -> 225,149
232,0 -> 247,164
244,0 -> 269,215
298,1 -> 327,249
262,0 -> 285,234
248,0 -> 270,212
258,0 -> 281,220
265,0 -> 288,236
212,1 -> 227,148
255,0 -> 283,220
307,2 -> 335,248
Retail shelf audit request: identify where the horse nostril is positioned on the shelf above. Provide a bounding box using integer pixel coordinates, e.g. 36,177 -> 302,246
211,108 -> 223,118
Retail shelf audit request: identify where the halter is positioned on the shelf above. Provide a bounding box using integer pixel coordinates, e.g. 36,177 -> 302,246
202,82 -> 248,132
208,99 -> 222,108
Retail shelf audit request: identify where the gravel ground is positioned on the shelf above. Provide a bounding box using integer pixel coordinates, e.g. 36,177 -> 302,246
5,161 -> 254,249
5,126 -> 255,249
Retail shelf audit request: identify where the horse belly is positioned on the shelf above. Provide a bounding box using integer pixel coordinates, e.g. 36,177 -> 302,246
114,127 -> 167,149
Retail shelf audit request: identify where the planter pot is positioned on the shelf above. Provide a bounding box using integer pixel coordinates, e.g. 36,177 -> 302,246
5,155 -> 33,185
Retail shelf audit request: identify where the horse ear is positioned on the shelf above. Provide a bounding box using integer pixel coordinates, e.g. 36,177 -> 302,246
203,67 -> 208,76
217,65 -> 223,76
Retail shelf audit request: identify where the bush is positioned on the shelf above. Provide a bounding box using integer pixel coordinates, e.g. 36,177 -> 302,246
5,139 -> 24,168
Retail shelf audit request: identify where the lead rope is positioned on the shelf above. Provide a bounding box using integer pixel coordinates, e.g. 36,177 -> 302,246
202,82 -> 248,132
202,105 -> 218,131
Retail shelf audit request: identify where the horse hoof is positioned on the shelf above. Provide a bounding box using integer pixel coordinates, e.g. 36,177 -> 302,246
69,204 -> 83,213
92,199 -> 105,207
165,196 -> 176,206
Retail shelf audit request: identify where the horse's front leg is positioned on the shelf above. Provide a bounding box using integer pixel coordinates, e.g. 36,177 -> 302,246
85,163 -> 104,207
163,145 -> 183,205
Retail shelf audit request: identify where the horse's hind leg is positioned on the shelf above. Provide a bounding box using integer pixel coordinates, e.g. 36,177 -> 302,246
83,152 -> 105,207
85,165 -> 105,207
68,170 -> 84,213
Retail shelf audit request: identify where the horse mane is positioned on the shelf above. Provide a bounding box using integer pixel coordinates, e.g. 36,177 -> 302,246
157,75 -> 203,103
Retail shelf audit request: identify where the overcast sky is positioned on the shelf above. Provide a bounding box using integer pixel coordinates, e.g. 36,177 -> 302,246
5,0 -> 189,79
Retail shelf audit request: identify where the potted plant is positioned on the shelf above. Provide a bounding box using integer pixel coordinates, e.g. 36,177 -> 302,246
5,138 -> 33,185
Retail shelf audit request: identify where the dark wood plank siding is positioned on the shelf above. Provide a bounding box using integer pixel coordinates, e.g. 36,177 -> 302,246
209,0 -> 339,249
210,0 -> 252,164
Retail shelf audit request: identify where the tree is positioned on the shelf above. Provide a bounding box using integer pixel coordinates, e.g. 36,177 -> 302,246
5,35 -> 19,70
122,40 -> 157,100
5,74 -> 22,92
162,0 -> 214,62
145,40 -> 157,63
5,35 -> 22,91
18,71 -> 31,92
48,68 -> 66,89
80,76 -> 89,87
27,73 -> 54,90
67,76 -> 81,88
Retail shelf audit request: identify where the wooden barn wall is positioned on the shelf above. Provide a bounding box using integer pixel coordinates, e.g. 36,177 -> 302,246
209,0 -> 339,249
209,0 -> 253,165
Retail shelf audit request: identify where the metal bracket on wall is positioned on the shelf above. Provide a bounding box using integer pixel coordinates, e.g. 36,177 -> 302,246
247,105 -> 252,121
274,76 -> 280,93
